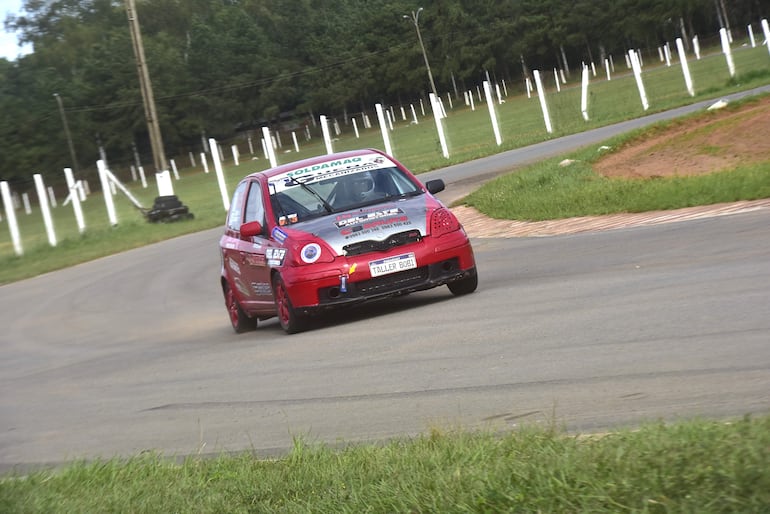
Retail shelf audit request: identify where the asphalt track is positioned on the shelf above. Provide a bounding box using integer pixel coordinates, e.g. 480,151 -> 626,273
1,87 -> 769,472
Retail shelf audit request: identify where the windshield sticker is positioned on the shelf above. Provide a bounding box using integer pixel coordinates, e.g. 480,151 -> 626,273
271,227 -> 288,243
269,155 -> 398,192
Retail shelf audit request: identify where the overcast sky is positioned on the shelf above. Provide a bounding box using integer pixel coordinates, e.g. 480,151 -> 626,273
1,0 -> 32,61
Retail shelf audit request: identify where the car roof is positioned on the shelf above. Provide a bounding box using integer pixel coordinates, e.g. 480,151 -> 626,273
244,148 -> 388,181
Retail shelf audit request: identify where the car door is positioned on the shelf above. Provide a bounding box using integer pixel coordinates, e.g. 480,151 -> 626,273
236,180 -> 275,311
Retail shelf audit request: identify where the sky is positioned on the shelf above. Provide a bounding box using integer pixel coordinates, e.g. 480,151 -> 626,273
0,0 -> 32,61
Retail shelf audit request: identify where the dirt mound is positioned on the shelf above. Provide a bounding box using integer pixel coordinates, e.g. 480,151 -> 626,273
594,96 -> 770,179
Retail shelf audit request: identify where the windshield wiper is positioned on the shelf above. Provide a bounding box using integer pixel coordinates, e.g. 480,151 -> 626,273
285,176 -> 333,213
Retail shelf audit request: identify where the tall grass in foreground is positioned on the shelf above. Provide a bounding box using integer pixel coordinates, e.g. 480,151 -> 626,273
2,416 -> 768,513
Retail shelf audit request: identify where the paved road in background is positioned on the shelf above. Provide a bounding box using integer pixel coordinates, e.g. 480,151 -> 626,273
1,88 -> 769,472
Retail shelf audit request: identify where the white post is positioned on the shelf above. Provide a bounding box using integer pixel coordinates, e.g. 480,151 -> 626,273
209,138 -> 229,211
590,61 -> 596,76
664,43 -> 671,66
469,91 -> 476,110
261,138 -> 268,159
581,65 -> 590,121
22,193 -> 31,214
33,174 -> 56,246
748,24 -> 756,47
605,58 -> 611,80
374,104 -> 393,156
97,160 -> 118,226
1,181 -> 23,255
155,170 -> 174,197
676,37 -> 695,97
533,70 -> 553,133
761,19 -> 770,56
319,115 -> 333,155
495,83 -> 503,104
200,154 -> 209,174
189,151 -> 196,167
525,78 -> 532,98
262,127 -> 277,167
553,68 -> 561,92
410,104 -> 418,124
47,186 -> 57,208
419,98 -> 425,116
693,35 -> 701,59
130,165 -> 137,181
629,49 -> 649,111
429,93 -> 449,158
720,28 -> 735,78
386,109 -> 394,130
171,159 -> 179,179
138,165 -> 147,187
291,131 -> 299,152
64,167 -> 86,234
231,145 -> 239,166
483,81 -> 502,145
658,46 -> 665,62
352,118 -> 360,138
400,106 -> 406,121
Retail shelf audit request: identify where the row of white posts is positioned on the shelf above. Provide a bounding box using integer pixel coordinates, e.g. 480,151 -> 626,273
4,22 -> 770,256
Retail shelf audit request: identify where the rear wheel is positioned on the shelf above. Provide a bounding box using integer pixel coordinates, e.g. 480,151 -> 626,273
273,275 -> 308,334
448,270 -> 478,296
224,283 -> 257,333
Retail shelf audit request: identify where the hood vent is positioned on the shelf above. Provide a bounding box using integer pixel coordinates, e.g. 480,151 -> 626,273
343,230 -> 422,256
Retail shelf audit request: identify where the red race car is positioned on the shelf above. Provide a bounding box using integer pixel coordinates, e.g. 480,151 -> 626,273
219,148 -> 477,333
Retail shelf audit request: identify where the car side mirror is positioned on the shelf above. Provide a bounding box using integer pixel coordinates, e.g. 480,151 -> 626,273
240,220 -> 263,238
425,179 -> 445,195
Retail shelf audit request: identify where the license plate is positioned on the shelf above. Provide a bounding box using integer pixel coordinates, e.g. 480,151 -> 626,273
369,253 -> 417,277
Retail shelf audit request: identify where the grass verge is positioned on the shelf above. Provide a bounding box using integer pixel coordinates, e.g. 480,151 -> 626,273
2,415 -> 768,512
463,97 -> 770,221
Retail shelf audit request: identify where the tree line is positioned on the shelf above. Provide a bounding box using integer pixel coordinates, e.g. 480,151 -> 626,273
1,0 -> 768,187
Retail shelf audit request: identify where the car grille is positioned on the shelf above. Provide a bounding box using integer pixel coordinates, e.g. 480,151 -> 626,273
343,230 -> 422,256
356,266 -> 429,295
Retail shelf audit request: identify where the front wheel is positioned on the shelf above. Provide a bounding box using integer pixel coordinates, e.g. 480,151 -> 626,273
448,270 -> 478,296
224,283 -> 257,333
273,275 -> 308,334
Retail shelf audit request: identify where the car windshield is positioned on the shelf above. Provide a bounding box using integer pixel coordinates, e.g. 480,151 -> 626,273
268,165 -> 422,225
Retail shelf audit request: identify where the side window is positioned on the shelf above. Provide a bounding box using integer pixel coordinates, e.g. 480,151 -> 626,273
226,181 -> 248,231
244,182 -> 265,230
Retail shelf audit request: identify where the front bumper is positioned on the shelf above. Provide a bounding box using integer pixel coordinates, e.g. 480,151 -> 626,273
281,230 -> 476,312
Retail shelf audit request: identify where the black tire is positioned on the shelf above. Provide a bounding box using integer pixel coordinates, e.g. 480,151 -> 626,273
224,282 -> 258,333
448,269 -> 478,296
272,275 -> 308,334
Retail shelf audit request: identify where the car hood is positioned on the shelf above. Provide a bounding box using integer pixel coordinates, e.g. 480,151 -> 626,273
285,194 -> 432,255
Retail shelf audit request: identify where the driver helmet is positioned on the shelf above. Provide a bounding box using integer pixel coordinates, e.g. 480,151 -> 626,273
351,171 -> 375,198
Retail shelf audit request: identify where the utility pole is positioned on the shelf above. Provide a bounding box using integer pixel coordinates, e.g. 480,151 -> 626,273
125,0 -> 167,173
53,93 -> 80,174
403,8 -> 438,98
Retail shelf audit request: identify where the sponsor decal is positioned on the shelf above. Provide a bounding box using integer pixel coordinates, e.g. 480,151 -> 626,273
266,247 -> 287,267
271,227 -> 288,243
251,282 -> 272,295
340,216 -> 412,238
349,263 -> 357,275
300,243 -> 322,264
335,208 -> 403,229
